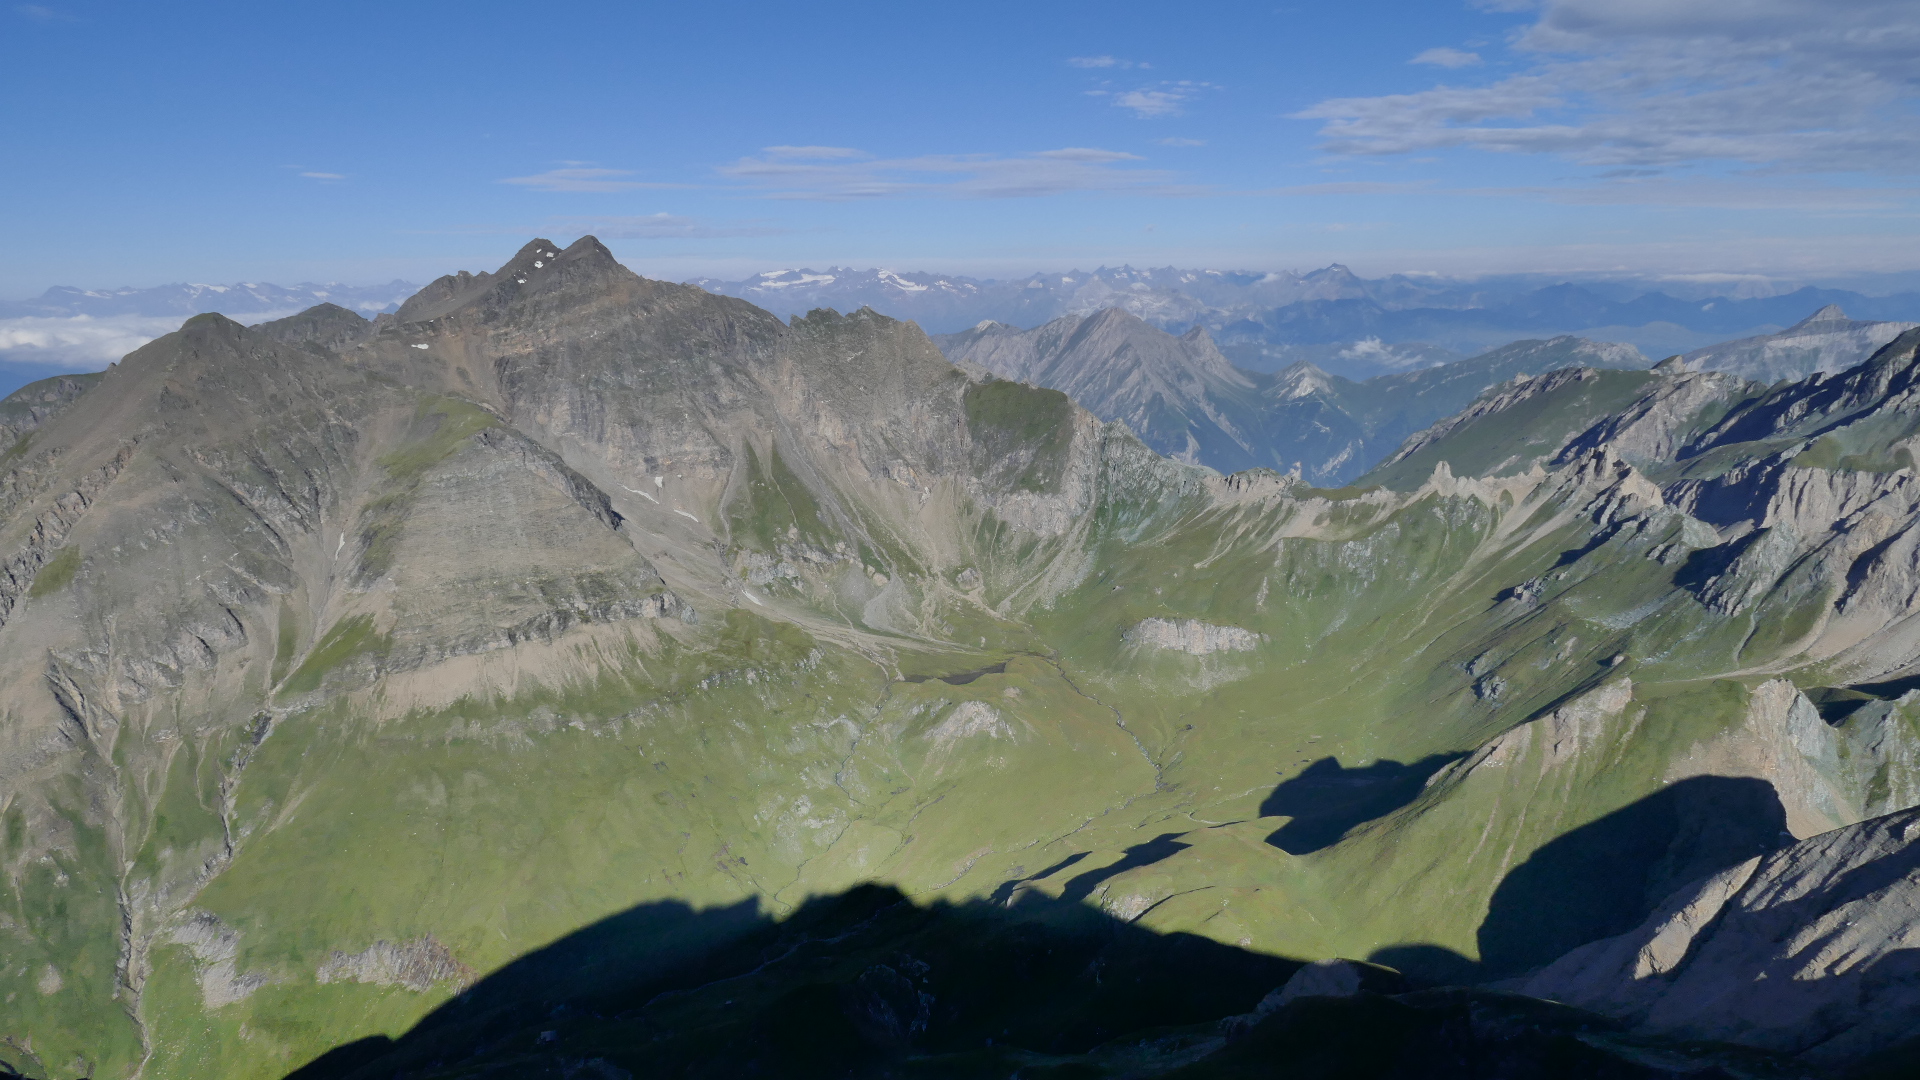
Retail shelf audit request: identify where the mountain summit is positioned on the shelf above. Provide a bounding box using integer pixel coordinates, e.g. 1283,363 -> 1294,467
1684,302 -> 1918,382
1797,302 -> 1852,325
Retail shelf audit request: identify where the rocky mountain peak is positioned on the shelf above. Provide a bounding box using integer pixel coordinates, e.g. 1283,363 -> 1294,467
1305,263 -> 1357,282
252,302 -> 370,352
500,234 -> 622,283
1796,303 -> 1852,326
1686,303 -> 1920,381
1271,360 -> 1335,399
393,235 -> 635,325
1079,305 -> 1146,332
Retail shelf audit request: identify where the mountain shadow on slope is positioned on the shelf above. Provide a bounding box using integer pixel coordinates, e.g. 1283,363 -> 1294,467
281,883 -> 1303,1080
1260,755 -> 1468,855
278,873 -> 1823,1080
1059,833 -> 1193,902
1807,670 -> 1920,723
1371,776 -> 1792,985
1477,775 -> 1791,976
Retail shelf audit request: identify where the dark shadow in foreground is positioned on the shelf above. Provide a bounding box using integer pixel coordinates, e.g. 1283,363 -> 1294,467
279,778 -> 1813,1079
1260,754 -> 1467,855
280,877 -> 1825,1080
1369,775 -> 1792,985
283,883 -> 1300,1080
1478,774 -> 1790,977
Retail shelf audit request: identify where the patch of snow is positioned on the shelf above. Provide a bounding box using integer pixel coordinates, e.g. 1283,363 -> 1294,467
674,508 -> 700,522
755,272 -> 836,289
878,270 -> 928,292
619,484 -> 659,504
411,343 -> 430,350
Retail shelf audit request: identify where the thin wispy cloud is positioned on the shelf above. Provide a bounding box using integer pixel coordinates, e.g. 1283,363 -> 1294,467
1114,90 -> 1186,118
1260,181 -> 1438,196
1411,47 -> 1481,68
1159,137 -> 1206,147
1249,175 -> 1917,212
1068,55 -> 1148,69
717,145 -> 1177,200
14,4 -> 70,21
760,145 -> 867,160
299,171 -> 345,181
1297,0 -> 1920,173
556,213 -> 788,240
1487,180 -> 1920,212
1088,81 -> 1221,119
500,167 -> 687,193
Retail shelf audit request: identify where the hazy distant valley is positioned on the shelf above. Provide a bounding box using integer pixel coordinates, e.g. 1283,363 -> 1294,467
7,240 -> 1920,1079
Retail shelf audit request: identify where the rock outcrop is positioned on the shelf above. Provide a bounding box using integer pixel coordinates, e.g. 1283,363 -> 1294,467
1124,617 -> 1265,655
1521,806 -> 1920,1066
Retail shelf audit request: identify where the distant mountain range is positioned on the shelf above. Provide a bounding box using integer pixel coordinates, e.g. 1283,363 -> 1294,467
695,265 -> 1920,379
0,280 -> 419,320
1683,304 -> 1920,383
937,299 -> 1920,485
936,308 -> 1648,484
0,280 -> 420,394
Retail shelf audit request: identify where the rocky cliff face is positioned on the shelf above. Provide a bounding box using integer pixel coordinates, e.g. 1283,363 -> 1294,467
6,239 -> 1920,1080
1522,805 -> 1920,1067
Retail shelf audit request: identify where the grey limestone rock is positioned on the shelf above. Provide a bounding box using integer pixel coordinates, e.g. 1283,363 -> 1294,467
1521,806 -> 1920,1066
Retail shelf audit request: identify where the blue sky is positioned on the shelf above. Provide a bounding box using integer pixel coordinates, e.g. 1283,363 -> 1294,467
4,0 -> 1919,294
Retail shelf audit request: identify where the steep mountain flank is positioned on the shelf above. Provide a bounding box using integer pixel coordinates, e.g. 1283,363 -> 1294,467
1684,305 -> 1920,383
6,241 -> 1920,1079
936,308 -> 1263,469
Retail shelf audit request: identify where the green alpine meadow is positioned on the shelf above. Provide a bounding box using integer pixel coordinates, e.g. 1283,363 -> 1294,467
4,238 -> 1920,1079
